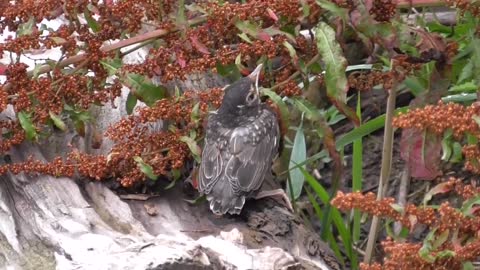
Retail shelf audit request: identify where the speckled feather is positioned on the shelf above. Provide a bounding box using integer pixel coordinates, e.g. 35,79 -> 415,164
198,78 -> 280,215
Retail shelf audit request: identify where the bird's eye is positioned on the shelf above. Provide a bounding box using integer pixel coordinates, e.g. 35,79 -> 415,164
246,92 -> 256,103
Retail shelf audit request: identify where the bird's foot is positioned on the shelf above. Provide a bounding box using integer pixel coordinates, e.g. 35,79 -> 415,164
255,189 -> 293,212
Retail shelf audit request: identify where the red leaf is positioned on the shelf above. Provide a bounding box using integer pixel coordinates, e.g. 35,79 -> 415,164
191,167 -> 199,190
0,64 -> 6,75
267,8 -> 279,21
423,181 -> 454,205
153,66 -> 162,76
240,68 -> 251,76
400,128 -> 442,180
190,36 -> 210,55
257,31 -> 271,41
176,53 -> 186,68
470,206 -> 480,216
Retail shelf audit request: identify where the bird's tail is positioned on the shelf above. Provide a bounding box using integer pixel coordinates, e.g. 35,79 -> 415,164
206,180 -> 245,215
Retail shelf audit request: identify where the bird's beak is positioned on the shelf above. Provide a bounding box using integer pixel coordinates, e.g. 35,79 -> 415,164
247,63 -> 263,96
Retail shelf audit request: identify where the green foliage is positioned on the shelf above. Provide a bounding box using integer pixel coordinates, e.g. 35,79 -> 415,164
133,156 -> 158,180
314,22 -> 348,103
6,0 -> 480,268
287,118 -> 307,200
18,111 -> 38,141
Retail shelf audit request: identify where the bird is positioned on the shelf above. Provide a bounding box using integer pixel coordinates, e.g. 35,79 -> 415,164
198,64 -> 286,215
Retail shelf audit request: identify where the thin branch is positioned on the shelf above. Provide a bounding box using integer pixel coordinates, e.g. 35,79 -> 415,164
3,15 -> 207,91
271,54 -> 320,91
394,165 -> 411,235
397,0 -> 447,8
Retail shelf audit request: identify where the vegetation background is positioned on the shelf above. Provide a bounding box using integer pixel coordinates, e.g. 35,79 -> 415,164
1,0 -> 480,269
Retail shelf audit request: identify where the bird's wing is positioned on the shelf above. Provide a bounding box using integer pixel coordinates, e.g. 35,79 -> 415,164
198,109 -> 280,196
224,109 -> 280,194
198,115 -> 228,194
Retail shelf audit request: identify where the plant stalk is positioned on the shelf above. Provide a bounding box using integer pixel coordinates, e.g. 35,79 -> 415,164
397,0 -> 447,8
363,78 -> 398,263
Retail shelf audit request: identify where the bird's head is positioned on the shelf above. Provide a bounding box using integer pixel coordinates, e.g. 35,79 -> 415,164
218,64 -> 263,115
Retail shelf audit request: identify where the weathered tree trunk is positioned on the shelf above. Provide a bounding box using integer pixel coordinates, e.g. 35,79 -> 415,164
0,44 -> 339,270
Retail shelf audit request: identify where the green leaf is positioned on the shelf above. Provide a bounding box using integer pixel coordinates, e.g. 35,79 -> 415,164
50,37 -> 66,45
235,20 -> 270,41
32,64 -> 44,79
305,187 -> 345,267
133,156 -> 158,180
64,105 -> 92,137
291,98 -> 321,121
216,62 -> 241,80
126,92 -> 137,115
279,150 -> 328,176
435,250 -> 455,259
461,195 -> 480,217
264,27 -> 296,42
234,53 -> 246,71
450,142 -> 463,163
314,23 -> 348,103
404,77 -> 426,96
127,74 -> 166,106
283,41 -> 297,60
433,229 -> 450,249
49,111 -> 67,131
419,229 -> 436,263
467,133 -> 478,145
165,169 -> 181,190
458,59 -> 474,83
441,93 -> 477,103
74,119 -> 86,137
18,111 -> 38,141
287,120 -> 307,200
391,203 -> 404,214
191,102 -> 201,124
176,0 -> 186,27
180,135 -> 201,163
463,262 -> 475,270
100,58 -> 122,76
17,17 -> 35,37
64,105 -> 92,122
84,4 -> 101,32
315,0 -> 348,21
238,32 -> 253,43
441,129 -> 453,161
261,88 -> 290,130
449,81 -> 478,93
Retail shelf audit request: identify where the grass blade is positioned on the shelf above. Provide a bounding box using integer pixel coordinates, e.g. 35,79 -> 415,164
352,95 -> 363,243
301,166 -> 357,267
335,107 -> 408,150
282,107 -> 409,176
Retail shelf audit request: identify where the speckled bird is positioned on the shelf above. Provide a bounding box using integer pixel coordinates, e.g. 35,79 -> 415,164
198,64 -> 281,215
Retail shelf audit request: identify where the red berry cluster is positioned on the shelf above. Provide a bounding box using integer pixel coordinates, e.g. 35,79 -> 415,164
0,0 -> 324,188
